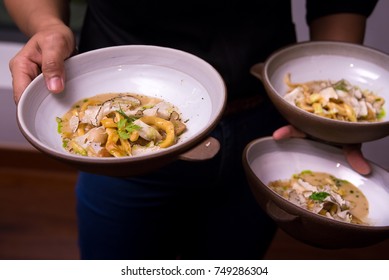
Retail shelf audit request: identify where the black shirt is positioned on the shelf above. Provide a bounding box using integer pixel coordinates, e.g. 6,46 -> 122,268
78,0 -> 377,100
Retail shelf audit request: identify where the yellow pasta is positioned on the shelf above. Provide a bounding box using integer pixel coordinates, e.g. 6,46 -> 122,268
105,128 -> 125,157
101,117 -> 117,128
139,116 -> 176,148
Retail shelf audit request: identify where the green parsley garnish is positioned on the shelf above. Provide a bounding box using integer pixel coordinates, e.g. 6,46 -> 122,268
116,109 -> 141,140
309,192 -> 330,201
56,117 -> 63,133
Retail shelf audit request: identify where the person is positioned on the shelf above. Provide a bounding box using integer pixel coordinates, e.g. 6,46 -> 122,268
5,0 -> 378,259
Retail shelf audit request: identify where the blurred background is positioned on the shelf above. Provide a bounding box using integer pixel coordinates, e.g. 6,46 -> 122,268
0,0 -> 389,259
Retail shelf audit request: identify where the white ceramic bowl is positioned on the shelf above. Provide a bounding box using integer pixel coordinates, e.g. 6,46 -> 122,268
251,41 -> 389,144
243,137 -> 389,248
17,45 -> 226,176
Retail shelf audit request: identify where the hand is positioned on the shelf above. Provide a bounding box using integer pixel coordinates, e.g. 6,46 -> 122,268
273,125 -> 372,175
9,23 -> 76,103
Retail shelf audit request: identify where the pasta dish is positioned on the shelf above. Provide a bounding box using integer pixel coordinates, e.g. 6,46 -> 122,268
56,92 -> 187,157
283,73 -> 385,122
268,170 -> 370,225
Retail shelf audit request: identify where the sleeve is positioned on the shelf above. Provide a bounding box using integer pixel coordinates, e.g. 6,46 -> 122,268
306,0 -> 379,25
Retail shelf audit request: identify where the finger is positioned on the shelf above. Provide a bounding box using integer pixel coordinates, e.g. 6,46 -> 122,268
9,54 -> 40,104
343,144 -> 372,175
273,125 -> 306,140
12,74 -> 31,104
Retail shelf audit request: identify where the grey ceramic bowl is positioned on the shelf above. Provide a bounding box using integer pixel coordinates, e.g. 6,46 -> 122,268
251,41 -> 389,145
17,45 -> 226,176
242,137 -> 389,249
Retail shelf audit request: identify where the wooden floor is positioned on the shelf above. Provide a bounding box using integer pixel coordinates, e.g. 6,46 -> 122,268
0,148 -> 79,260
1,148 -> 389,260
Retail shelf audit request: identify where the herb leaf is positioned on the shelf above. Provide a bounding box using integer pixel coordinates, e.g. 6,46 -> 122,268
309,192 -> 330,201
116,110 -> 140,140
56,117 -> 63,133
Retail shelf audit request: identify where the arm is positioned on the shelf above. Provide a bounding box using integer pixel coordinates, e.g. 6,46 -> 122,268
4,0 -> 70,37
306,0 -> 378,44
4,0 -> 75,102
309,13 -> 367,44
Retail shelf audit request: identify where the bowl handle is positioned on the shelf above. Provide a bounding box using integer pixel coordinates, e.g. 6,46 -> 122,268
266,200 -> 299,222
178,136 -> 220,161
250,63 -> 265,81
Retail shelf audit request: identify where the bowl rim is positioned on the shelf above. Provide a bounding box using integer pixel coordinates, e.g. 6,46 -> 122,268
243,136 -> 389,230
16,45 -> 227,166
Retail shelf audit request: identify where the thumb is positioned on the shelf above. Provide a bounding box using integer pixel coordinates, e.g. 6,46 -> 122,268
40,36 -> 72,93
273,125 -> 306,140
343,144 -> 372,175
42,56 -> 66,94
45,75 -> 64,93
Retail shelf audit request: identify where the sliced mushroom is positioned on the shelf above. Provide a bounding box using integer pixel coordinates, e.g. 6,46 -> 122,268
169,111 -> 186,135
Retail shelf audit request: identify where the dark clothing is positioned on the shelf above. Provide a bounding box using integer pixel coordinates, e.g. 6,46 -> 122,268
79,1 -> 296,101
306,0 -> 378,24
79,0 -> 377,101
77,106 -> 284,259
75,0 -> 378,259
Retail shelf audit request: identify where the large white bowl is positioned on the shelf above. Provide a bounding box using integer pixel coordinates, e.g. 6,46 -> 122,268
17,45 -> 226,176
251,41 -> 389,144
243,137 -> 389,248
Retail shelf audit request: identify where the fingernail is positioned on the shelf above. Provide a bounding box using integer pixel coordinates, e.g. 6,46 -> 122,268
48,76 -> 63,92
